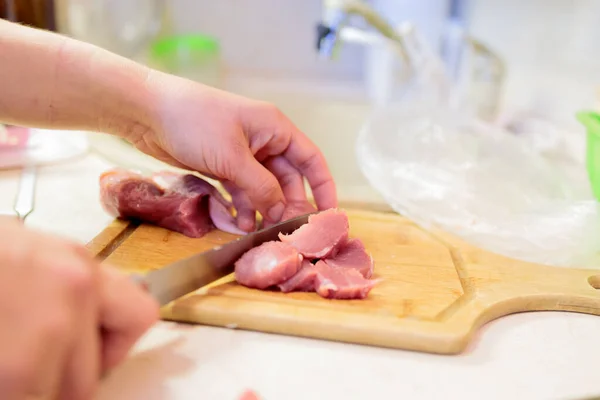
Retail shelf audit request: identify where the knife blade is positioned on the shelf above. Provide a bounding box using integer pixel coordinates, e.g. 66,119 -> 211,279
130,213 -> 313,306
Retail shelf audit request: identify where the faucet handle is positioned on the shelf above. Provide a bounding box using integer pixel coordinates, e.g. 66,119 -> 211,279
316,23 -> 334,53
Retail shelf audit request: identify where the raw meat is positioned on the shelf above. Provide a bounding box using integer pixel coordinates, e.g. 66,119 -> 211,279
322,238 -> 374,278
278,208 -> 349,258
234,241 -> 303,289
260,200 -> 317,230
314,261 -> 378,300
99,168 -> 247,238
233,208 -> 380,300
281,200 -> 317,221
238,390 -> 261,400
152,171 -> 247,235
278,257 -> 377,299
99,169 -> 214,238
278,259 -> 317,293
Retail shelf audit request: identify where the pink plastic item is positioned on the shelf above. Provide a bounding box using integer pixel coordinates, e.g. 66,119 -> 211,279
0,125 -> 30,150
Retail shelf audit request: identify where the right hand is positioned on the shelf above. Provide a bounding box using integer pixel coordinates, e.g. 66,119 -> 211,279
0,218 -> 159,399
124,73 -> 338,230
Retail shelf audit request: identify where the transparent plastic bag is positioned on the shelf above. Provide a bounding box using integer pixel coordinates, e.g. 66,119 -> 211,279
356,103 -> 600,268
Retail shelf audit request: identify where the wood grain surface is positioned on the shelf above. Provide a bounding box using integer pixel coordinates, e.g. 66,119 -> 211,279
86,207 -> 600,355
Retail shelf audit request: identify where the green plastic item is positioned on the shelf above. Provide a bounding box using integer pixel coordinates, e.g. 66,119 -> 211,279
576,110 -> 600,202
148,34 -> 221,85
150,34 -> 220,58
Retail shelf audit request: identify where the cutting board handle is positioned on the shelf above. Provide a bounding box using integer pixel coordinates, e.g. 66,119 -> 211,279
440,269 -> 600,353
590,274 -> 600,289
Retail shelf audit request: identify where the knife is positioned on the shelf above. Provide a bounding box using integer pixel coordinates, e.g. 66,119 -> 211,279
130,213 -> 313,306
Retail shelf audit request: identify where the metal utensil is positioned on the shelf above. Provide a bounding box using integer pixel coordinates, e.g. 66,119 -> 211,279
13,165 -> 36,221
131,213 -> 313,306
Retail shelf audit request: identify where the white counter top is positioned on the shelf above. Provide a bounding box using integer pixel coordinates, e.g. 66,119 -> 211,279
2,146 -> 600,400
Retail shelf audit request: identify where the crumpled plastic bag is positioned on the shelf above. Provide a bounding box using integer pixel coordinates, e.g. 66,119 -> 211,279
356,103 -> 600,269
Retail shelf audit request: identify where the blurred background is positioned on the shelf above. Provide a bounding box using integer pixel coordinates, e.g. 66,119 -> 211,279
3,0 -> 600,266
2,0 -> 600,192
46,0 -> 600,114
3,0 -> 594,112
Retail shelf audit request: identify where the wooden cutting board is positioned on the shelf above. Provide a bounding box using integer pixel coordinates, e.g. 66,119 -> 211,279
86,207 -> 600,355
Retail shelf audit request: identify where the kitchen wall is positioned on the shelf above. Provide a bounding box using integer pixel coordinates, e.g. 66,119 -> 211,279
165,0 -> 600,115
467,0 -> 600,121
56,0 -> 600,116
167,0 -> 365,82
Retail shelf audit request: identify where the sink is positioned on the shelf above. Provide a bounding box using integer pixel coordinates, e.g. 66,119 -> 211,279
89,83 -> 390,210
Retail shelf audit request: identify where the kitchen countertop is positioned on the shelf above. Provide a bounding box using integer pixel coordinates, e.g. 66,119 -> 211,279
2,144 -> 600,400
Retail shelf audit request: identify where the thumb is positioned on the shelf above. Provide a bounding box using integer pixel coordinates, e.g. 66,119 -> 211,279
230,152 -> 286,223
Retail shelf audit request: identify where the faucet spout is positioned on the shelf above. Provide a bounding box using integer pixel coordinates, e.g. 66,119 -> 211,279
316,0 -> 411,66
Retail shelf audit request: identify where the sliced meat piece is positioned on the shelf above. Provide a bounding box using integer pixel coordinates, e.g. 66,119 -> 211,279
322,238 -> 374,278
235,241 -> 303,289
152,171 -> 248,236
277,259 -> 317,293
260,200 -> 317,230
281,201 -> 317,221
314,261 -> 378,300
278,208 -> 349,258
99,169 -> 214,238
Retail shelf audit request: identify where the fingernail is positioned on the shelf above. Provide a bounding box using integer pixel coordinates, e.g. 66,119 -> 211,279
239,217 -> 254,232
267,202 -> 285,222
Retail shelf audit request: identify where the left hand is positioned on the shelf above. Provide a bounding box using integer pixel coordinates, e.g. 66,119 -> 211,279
124,72 -> 337,231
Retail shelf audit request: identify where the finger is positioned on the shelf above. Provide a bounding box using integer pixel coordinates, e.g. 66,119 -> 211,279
240,103 -> 337,211
10,241 -> 92,399
99,266 -> 159,372
0,256 -> 74,399
58,248 -> 101,400
283,134 -> 337,210
229,151 -> 286,223
222,181 -> 256,232
264,156 -> 308,203
242,104 -> 292,159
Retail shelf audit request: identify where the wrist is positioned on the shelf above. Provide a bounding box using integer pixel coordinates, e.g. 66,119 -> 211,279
81,46 -> 157,140
0,20 -> 155,136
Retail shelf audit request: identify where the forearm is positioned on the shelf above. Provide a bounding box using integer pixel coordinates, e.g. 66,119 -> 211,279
0,19 -> 153,137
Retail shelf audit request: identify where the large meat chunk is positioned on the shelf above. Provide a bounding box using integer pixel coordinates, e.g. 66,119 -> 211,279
234,241 -> 303,289
322,238 -> 374,278
99,168 -> 247,238
152,171 -> 247,235
314,261 -> 378,300
99,169 -> 214,238
278,208 -> 349,258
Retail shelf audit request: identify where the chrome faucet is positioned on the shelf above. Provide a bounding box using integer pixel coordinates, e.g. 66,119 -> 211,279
316,0 -> 412,67
315,0 -> 506,121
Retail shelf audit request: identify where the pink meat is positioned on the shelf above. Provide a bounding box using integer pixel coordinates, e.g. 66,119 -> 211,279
322,238 -> 374,278
278,208 -> 349,258
281,201 -> 317,221
277,259 -> 317,293
260,200 -> 317,230
238,390 -> 261,400
234,241 -> 303,289
99,169 -> 214,238
99,168 -> 250,238
313,261 -> 378,300
151,172 -> 248,235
